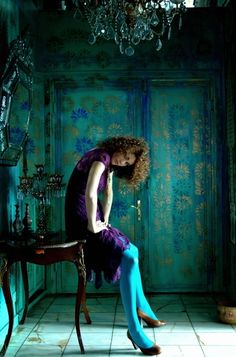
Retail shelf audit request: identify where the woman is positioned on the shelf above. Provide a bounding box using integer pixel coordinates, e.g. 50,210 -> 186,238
65,136 -> 165,355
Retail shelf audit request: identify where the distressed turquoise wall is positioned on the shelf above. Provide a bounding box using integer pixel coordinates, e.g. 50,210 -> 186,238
224,1 -> 236,300
33,8 -> 224,73
26,7 -> 227,294
29,7 -> 226,192
0,0 -> 41,345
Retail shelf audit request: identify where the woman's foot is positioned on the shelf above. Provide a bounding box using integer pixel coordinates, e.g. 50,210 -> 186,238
137,308 -> 166,328
127,330 -> 161,355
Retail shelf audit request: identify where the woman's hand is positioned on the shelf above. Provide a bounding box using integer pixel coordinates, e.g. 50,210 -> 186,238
87,220 -> 108,234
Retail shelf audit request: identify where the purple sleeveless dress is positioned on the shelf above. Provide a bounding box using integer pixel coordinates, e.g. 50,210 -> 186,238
65,148 -> 130,288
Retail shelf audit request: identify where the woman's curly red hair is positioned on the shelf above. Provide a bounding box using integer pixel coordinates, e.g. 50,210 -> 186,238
97,136 -> 150,187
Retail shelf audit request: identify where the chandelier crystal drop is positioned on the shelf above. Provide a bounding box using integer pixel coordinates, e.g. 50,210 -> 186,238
72,0 -> 187,56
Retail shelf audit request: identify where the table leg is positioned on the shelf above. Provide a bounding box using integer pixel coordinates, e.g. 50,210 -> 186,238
19,262 -> 29,325
0,265 -> 13,357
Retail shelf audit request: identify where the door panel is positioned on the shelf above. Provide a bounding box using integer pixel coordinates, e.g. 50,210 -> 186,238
51,79 -> 139,293
146,79 -> 221,292
47,76 -> 222,294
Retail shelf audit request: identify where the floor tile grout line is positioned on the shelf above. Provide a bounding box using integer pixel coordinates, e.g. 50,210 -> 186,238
61,321 -> 75,356
154,294 -> 182,314
179,293 -> 207,357
35,294 -> 57,324
109,295 -> 120,356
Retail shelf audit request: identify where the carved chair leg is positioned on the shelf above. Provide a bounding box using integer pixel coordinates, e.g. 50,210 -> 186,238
77,247 -> 91,324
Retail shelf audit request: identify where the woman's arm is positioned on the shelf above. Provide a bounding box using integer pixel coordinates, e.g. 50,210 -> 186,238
85,161 -> 107,233
102,171 -> 113,225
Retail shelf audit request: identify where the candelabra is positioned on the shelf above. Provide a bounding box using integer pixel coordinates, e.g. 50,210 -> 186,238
17,164 -> 65,238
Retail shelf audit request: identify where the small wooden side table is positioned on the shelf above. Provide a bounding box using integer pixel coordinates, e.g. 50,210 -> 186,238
0,233 -> 91,356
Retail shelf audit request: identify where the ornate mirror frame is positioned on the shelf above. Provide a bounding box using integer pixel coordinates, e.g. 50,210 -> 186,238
0,32 -> 33,166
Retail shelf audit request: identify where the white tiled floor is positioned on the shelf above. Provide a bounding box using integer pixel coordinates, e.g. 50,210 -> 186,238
4,293 -> 236,356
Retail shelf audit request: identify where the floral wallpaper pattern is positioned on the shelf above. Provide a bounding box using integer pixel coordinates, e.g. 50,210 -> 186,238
148,81 -> 219,290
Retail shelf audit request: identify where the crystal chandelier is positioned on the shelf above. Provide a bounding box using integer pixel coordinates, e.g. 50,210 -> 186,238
72,0 -> 187,56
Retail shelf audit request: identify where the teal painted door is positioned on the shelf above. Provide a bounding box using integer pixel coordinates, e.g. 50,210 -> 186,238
48,76 -> 222,293
144,79 -> 222,292
49,79 -> 141,293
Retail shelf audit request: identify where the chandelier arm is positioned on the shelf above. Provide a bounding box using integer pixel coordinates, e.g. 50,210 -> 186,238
76,0 -> 187,55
